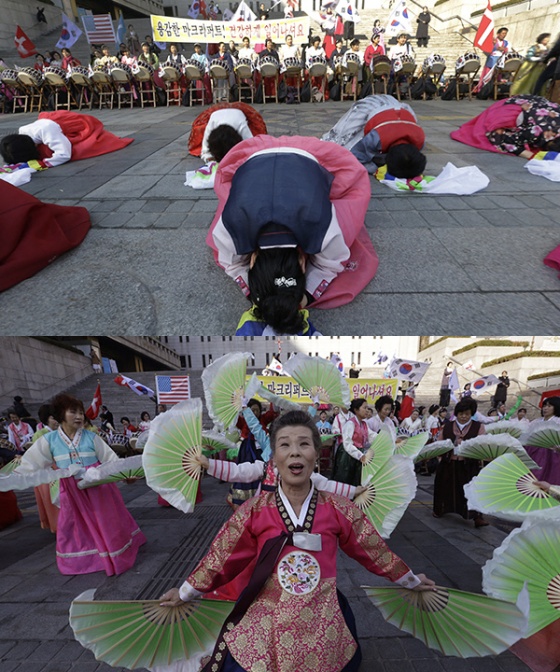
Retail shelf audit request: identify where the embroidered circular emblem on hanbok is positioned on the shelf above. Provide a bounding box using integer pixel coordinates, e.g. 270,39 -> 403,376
277,551 -> 320,595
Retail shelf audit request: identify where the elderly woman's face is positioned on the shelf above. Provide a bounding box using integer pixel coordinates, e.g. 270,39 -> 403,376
274,425 -> 317,488
456,409 -> 472,424
379,403 -> 392,419
63,407 -> 84,430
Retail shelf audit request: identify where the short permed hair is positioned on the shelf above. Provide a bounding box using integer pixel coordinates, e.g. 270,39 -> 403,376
51,394 -> 85,423
269,410 -> 321,455
375,395 -> 394,413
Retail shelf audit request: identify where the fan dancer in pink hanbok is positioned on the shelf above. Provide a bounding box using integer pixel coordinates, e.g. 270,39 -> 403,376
161,410 -> 435,672
15,394 -> 146,575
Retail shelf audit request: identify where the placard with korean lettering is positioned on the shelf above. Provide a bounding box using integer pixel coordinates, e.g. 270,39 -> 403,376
150,14 -> 310,44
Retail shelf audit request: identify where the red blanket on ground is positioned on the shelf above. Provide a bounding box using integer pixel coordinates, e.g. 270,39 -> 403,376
449,99 -> 523,153
188,102 -> 268,157
0,180 -> 91,292
37,111 -> 134,162
207,134 -> 378,309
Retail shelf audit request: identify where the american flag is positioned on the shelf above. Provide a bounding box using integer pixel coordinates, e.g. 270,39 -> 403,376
156,376 -> 191,404
81,14 -> 116,45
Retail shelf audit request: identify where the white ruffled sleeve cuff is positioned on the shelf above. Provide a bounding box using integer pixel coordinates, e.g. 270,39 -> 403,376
394,570 -> 422,589
179,581 -> 203,602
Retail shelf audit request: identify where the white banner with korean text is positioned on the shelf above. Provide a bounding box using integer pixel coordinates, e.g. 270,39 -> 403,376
150,14 -> 310,45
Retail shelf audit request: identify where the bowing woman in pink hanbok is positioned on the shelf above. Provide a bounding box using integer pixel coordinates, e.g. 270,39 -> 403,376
161,410 -> 435,672
207,135 -> 379,334
16,394 -> 146,576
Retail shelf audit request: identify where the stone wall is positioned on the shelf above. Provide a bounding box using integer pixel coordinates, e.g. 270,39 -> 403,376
433,0 -> 560,52
0,337 -> 93,412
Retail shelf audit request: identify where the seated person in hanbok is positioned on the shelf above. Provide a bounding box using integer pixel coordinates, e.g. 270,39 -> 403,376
61,48 -> 81,71
191,42 -> 209,69
450,94 -> 560,158
388,33 -> 415,61
322,93 -> 426,176
305,35 -> 326,67
214,41 -> 235,70
15,393 -> 146,575
160,410 -> 435,672
94,45 -> 119,69
364,32 -> 385,69
207,135 -> 379,335
259,38 -> 280,63
138,41 -> 160,69
7,410 -> 34,454
280,34 -> 301,64
0,111 -> 133,184
329,38 -> 347,67
237,36 -> 257,64
165,42 -> 187,67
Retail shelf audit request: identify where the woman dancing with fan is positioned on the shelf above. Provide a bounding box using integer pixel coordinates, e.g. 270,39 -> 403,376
370,394 -> 398,439
15,394 -> 146,575
161,410 -> 435,672
331,398 -> 376,486
521,396 -> 560,483
199,402 -> 362,501
432,397 -> 489,528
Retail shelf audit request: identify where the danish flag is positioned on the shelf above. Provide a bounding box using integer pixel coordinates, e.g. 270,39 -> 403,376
85,383 -> 102,420
474,1 -> 495,54
14,26 -> 37,58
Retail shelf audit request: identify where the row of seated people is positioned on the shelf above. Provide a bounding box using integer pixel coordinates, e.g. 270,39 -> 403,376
0,36 -> 523,113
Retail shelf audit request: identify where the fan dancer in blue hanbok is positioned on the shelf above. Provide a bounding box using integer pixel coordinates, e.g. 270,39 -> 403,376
229,398 -> 278,509
15,393 -> 146,575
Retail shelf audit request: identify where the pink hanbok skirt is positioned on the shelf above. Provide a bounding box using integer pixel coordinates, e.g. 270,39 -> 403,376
207,134 -> 378,309
449,99 -> 523,154
56,476 -> 146,576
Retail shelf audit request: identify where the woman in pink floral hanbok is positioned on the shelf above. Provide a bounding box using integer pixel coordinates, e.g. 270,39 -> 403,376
451,94 -> 560,157
160,410 -> 435,672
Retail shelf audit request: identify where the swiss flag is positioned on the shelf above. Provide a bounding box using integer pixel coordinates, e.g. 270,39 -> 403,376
85,383 -> 102,420
474,1 -> 495,54
14,25 -> 37,58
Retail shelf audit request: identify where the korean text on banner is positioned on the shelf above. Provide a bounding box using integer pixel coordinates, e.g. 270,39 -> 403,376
150,14 -> 310,44
251,376 -> 398,404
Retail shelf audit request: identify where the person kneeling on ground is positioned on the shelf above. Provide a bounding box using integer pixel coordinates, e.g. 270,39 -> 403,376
207,135 -> 378,335
322,93 -> 426,178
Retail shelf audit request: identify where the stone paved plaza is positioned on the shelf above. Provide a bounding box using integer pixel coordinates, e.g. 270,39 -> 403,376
2,98 -> 560,335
